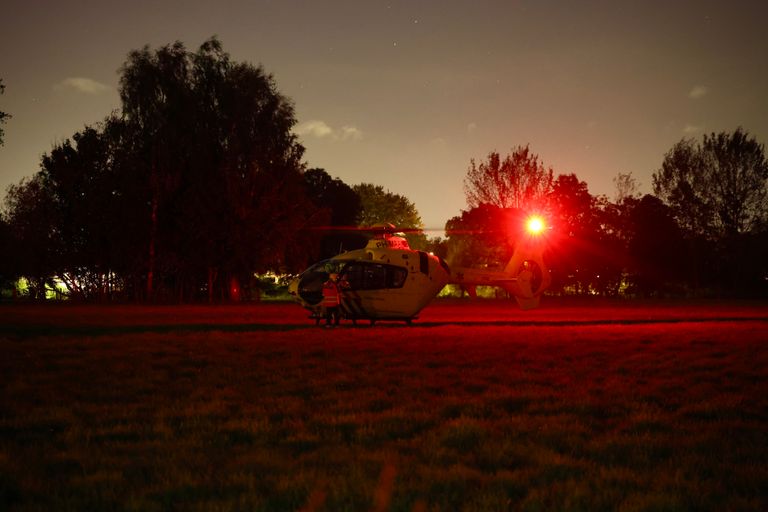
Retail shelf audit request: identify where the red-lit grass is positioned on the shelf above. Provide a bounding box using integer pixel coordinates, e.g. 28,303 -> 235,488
0,300 -> 767,511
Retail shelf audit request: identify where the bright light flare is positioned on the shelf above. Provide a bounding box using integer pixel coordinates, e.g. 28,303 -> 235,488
526,215 -> 545,235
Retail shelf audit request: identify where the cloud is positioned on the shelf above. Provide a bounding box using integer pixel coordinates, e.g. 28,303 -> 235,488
683,124 -> 704,134
294,120 -> 334,138
688,85 -> 708,99
55,77 -> 111,95
467,122 -> 477,134
340,125 -> 363,141
294,120 -> 363,141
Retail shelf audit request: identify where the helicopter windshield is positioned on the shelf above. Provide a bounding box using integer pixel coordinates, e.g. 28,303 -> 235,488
297,259 -> 409,305
296,260 -> 348,306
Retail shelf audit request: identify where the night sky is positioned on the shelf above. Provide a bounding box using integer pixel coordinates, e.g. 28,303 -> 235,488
1,0 -> 767,229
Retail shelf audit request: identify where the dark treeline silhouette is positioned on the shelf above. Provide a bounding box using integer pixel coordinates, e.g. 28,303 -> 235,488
448,136 -> 768,298
2,39 -> 324,302
0,78 -> 10,146
1,43 -> 767,301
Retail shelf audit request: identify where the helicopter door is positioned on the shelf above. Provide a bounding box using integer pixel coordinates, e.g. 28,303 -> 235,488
418,251 -> 429,275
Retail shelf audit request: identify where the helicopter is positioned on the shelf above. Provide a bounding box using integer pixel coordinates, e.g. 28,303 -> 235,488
287,216 -> 551,325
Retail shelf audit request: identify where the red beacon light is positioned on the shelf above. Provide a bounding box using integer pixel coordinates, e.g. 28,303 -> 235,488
525,215 -> 546,235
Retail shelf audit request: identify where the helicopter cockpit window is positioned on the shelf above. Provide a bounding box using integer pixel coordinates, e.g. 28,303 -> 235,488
297,259 -> 348,305
388,267 -> 407,288
342,262 -> 407,290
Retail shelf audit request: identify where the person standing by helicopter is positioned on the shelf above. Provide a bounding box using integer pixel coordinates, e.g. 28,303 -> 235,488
321,274 -> 343,326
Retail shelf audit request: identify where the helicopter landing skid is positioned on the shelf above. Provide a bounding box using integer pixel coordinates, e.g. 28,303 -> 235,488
308,312 -> 417,326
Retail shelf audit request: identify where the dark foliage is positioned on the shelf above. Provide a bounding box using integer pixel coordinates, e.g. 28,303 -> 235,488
2,38 -> 321,301
463,145 -> 554,210
0,78 -> 10,146
303,168 -> 365,258
445,204 -> 524,268
654,127 -> 768,237
3,69 -> 766,300
653,128 -> 768,296
354,183 -> 426,249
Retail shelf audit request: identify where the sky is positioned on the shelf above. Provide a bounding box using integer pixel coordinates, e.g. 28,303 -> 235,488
1,0 -> 767,230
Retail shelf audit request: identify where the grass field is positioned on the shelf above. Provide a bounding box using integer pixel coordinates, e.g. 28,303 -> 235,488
1,299 -> 767,511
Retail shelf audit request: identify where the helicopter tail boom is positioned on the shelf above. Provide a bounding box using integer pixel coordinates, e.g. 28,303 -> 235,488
448,233 -> 550,307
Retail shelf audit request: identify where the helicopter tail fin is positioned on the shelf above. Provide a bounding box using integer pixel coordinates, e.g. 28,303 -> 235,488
496,259 -> 540,309
502,233 -> 551,299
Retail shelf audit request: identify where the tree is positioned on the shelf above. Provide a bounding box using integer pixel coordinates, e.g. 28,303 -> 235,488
0,78 -> 10,147
2,38 -> 317,302
613,172 -> 639,203
653,128 -> 768,296
353,183 -> 425,249
549,174 -> 595,239
38,122 -> 132,300
118,37 -> 314,300
626,195 -> 686,296
463,145 -> 554,211
2,116 -> 147,301
653,128 -> 768,238
444,204 -> 523,268
304,169 -> 364,258
2,175 -> 57,298
118,41 -> 195,299
304,168 -> 361,226
544,174 -> 625,295
353,183 -> 422,228
0,215 -> 13,295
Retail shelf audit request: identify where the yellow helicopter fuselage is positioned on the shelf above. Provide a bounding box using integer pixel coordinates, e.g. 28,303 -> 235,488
289,235 -> 450,322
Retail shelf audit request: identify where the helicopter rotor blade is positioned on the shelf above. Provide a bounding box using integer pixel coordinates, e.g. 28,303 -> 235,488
307,224 -> 426,235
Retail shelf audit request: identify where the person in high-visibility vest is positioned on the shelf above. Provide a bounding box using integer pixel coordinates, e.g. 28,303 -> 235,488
321,274 -> 342,326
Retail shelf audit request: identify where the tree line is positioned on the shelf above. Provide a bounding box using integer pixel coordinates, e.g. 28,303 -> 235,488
0,78 -> 9,147
1,38 -> 766,301
449,133 -> 768,298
